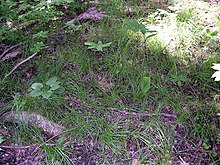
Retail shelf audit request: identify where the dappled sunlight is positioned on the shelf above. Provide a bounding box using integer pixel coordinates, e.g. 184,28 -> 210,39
143,0 -> 220,61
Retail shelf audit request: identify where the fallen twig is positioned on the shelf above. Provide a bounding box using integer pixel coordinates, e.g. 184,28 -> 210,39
31,127 -> 76,155
162,39 -> 173,54
0,43 -> 22,59
0,111 -> 66,137
4,52 -> 38,78
109,107 -> 177,119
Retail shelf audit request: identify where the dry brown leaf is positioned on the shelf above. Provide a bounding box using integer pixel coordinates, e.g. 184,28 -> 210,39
2,50 -> 21,61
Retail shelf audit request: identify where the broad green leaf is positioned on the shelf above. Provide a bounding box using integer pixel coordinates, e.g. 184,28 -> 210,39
96,45 -> 103,51
124,19 -> 147,34
140,76 -> 151,94
30,89 -> 43,97
46,76 -> 58,86
31,83 -> 43,89
88,45 -> 97,49
170,75 -> 190,82
31,42 -> 48,53
204,36 -> 211,42
101,42 -> 112,48
210,39 -> 218,48
97,41 -> 103,44
210,31 -> 218,37
206,29 -> 211,35
50,82 -> 60,90
42,91 -> 53,99
53,87 -> 65,94
85,41 -> 112,51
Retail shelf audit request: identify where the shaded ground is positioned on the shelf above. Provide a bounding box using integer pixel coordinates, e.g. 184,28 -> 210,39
1,103 -> 219,164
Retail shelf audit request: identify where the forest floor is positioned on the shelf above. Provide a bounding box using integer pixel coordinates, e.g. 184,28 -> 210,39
0,0 -> 220,164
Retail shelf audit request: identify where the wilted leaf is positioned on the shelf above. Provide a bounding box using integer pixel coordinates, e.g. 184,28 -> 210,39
2,50 -> 21,61
42,91 -> 53,99
31,83 -> 43,89
140,76 -> 151,94
30,89 -> 43,97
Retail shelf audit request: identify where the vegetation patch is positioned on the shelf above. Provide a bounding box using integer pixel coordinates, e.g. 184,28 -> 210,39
0,0 -> 219,164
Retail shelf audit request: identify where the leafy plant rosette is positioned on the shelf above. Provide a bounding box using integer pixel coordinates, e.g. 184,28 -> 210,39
84,41 -> 112,51
30,77 -> 65,99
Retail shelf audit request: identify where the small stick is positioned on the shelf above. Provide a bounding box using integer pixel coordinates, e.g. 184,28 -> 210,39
110,108 -> 177,119
0,43 -> 22,59
4,52 -> 38,79
31,133 -> 62,155
162,39 -> 173,54
31,128 -> 76,155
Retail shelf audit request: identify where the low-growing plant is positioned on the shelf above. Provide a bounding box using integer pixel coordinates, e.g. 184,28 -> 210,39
30,76 -> 65,99
84,41 -> 112,51
169,74 -> 190,86
30,42 -> 48,53
64,22 -> 82,32
204,29 -> 218,49
123,19 -> 157,39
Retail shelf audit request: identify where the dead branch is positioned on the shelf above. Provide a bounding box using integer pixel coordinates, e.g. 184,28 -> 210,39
4,52 -> 38,78
0,111 -> 66,137
109,107 -> 177,119
0,43 -> 22,59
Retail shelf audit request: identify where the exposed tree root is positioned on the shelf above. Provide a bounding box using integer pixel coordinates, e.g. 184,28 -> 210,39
0,111 -> 66,137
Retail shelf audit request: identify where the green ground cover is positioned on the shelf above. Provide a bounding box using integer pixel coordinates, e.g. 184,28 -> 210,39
0,0 -> 219,164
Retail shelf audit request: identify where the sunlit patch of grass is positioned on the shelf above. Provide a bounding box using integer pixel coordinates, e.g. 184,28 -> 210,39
145,0 -> 220,61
